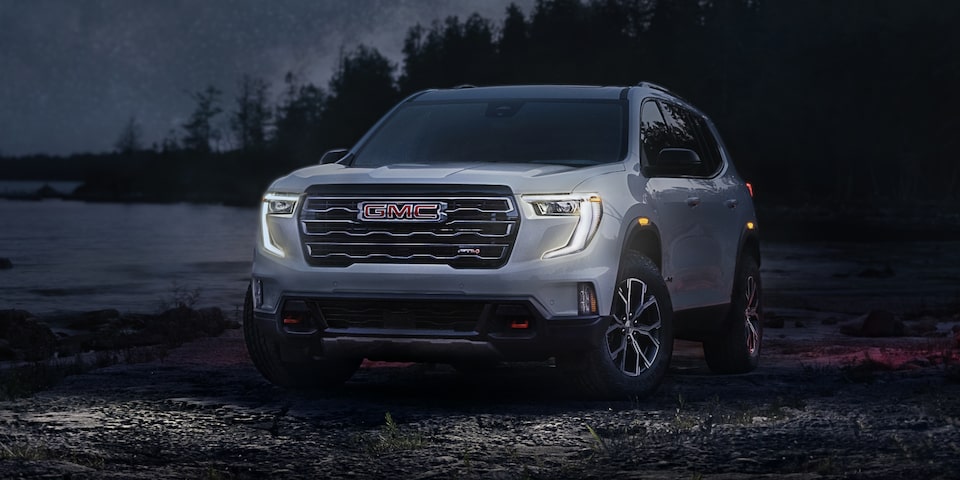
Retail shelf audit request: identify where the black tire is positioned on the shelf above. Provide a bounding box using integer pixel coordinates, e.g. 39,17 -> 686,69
703,256 -> 762,374
560,253 -> 674,399
243,285 -> 360,388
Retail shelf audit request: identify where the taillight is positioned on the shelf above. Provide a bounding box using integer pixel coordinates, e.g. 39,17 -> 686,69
745,182 -> 755,198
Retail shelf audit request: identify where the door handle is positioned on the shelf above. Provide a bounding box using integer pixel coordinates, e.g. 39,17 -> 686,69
686,197 -> 701,207
725,199 -> 739,209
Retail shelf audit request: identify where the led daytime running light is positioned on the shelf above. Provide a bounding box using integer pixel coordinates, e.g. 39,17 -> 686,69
260,192 -> 300,258
525,194 -> 602,259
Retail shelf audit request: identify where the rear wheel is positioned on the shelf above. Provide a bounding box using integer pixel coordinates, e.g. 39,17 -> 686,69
703,256 -> 762,373
561,253 -> 673,399
243,286 -> 360,388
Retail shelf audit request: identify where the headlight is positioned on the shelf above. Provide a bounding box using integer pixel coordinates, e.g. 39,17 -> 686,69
266,193 -> 298,215
261,192 -> 300,257
524,193 -> 602,259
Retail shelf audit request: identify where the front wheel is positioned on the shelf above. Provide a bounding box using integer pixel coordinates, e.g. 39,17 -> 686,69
703,256 -> 762,374
243,285 -> 360,388
560,253 -> 674,399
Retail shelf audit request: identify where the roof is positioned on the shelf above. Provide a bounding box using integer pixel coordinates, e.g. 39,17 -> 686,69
410,85 -> 629,102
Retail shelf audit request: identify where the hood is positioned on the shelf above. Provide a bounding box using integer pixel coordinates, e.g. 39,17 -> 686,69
268,161 -> 625,195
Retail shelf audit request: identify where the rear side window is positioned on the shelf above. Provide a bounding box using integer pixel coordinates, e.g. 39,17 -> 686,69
690,115 -> 723,173
352,100 -> 626,168
640,99 -> 722,177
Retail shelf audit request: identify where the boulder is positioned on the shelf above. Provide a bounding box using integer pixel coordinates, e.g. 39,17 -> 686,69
907,317 -> 940,336
0,339 -> 15,361
764,311 -> 785,328
63,309 -> 122,331
0,309 -> 57,360
147,306 -> 230,344
0,306 -> 237,359
840,310 -> 905,337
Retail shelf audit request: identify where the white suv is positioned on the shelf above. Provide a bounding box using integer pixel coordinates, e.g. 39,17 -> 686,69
244,84 -> 762,398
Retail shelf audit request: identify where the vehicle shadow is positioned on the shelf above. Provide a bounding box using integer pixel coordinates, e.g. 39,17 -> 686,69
269,342 -> 809,417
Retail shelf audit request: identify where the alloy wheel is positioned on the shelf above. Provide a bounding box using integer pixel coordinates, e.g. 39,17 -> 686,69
744,275 -> 760,356
606,277 -> 663,376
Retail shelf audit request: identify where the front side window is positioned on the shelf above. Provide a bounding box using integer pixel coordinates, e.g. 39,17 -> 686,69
640,100 -> 668,166
352,100 -> 626,168
640,99 -> 720,177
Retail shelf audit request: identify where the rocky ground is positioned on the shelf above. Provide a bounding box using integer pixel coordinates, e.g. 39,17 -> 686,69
0,318 -> 958,479
1,240 -> 959,479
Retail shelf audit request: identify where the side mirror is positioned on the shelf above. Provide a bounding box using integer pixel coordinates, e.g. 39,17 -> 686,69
643,148 -> 702,177
319,148 -> 349,164
657,148 -> 701,167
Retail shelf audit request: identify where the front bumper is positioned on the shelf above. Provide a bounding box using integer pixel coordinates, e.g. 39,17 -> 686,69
252,292 -> 609,363
251,184 -> 626,363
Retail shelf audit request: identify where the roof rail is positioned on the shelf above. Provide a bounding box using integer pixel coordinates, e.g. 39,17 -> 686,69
636,81 -> 689,103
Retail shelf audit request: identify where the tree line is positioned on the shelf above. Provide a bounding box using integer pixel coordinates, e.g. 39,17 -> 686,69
3,0 -> 959,206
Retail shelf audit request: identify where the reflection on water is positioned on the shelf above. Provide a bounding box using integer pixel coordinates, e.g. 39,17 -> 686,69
0,199 -> 257,315
0,180 -> 83,195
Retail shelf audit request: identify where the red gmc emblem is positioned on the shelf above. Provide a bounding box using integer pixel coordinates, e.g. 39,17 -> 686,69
357,201 -> 448,222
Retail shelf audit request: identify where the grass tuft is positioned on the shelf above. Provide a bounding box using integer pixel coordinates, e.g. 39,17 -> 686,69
0,438 -> 51,461
585,423 -> 608,454
365,412 -> 425,454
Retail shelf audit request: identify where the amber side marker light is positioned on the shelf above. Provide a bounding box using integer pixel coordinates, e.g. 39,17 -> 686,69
638,217 -> 650,226
747,221 -> 756,230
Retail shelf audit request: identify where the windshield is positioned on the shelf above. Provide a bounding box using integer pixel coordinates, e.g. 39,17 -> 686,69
351,99 -> 626,168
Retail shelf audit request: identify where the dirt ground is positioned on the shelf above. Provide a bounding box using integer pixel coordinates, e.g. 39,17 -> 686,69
1,241 -> 959,479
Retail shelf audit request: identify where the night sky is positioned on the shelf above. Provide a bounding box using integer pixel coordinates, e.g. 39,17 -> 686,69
0,0 -> 534,157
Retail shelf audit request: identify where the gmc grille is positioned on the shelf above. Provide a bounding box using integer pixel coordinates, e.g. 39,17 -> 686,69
299,185 -> 520,268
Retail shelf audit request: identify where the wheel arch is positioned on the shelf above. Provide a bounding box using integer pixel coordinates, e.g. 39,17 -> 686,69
622,219 -> 663,272
738,231 -> 761,268
731,228 -> 761,306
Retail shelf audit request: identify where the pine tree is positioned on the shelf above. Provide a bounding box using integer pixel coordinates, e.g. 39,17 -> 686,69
181,86 -> 223,153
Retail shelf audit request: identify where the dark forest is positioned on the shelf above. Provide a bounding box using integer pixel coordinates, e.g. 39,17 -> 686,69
2,0 -> 958,208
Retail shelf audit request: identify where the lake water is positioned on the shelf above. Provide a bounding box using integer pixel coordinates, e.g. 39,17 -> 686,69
0,198 -> 257,315
3,195 -> 958,320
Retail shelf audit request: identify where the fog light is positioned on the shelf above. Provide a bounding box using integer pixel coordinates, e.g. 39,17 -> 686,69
578,283 -> 598,315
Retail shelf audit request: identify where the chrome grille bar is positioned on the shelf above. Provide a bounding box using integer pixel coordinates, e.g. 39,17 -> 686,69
299,190 -> 520,269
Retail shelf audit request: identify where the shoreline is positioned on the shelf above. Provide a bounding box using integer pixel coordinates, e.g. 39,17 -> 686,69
4,190 -> 960,242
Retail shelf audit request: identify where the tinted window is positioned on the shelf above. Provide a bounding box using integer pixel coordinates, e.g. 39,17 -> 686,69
352,100 -> 626,168
640,99 -> 720,177
640,100 -> 667,166
691,116 -> 723,174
